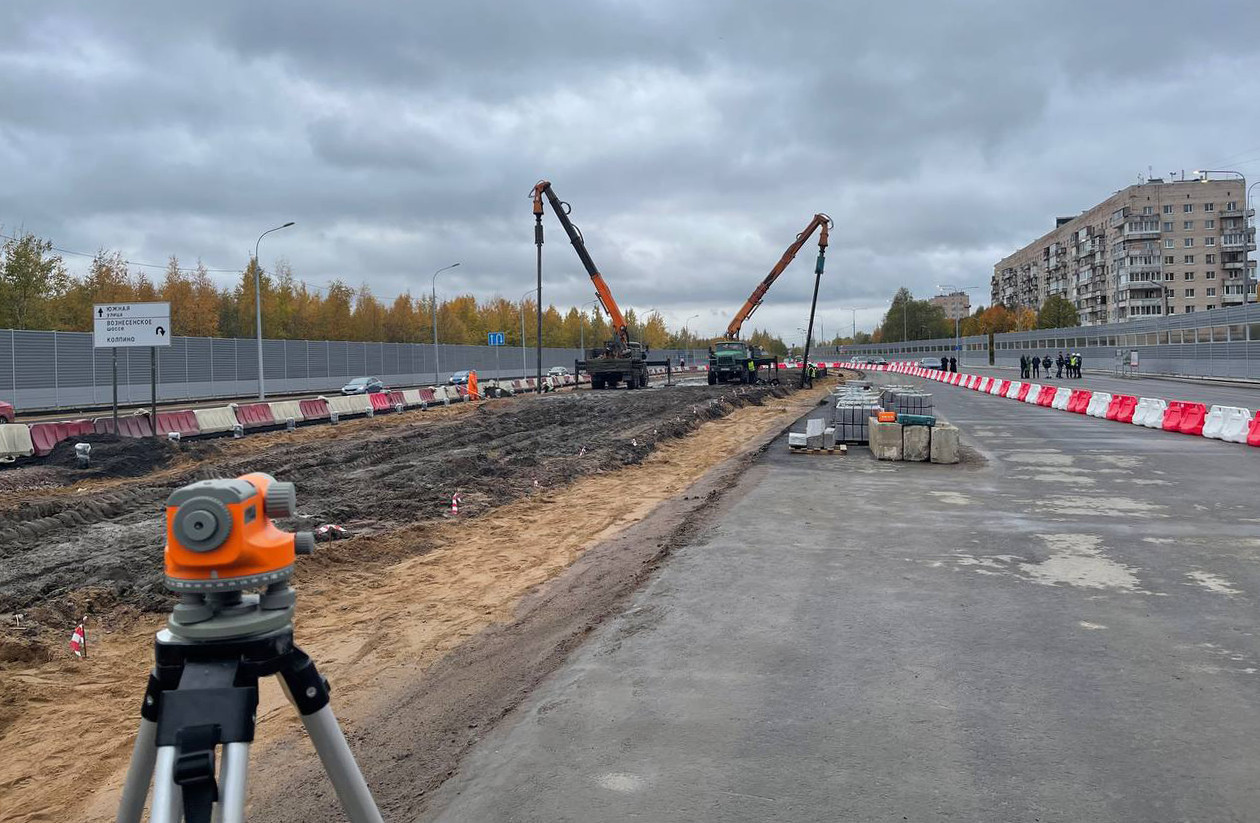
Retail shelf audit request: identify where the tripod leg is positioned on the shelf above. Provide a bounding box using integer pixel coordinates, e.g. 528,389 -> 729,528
213,742 -> 251,823
150,746 -> 184,823
300,706 -> 385,823
116,718 -> 158,823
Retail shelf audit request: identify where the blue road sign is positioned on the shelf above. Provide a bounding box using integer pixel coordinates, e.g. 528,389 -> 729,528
488,332 -> 506,346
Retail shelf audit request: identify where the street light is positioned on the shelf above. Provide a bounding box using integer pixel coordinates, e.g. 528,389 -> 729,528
520,287 -> 539,377
253,221 -> 294,400
431,262 -> 460,384
578,298 -> 600,356
937,283 -> 982,365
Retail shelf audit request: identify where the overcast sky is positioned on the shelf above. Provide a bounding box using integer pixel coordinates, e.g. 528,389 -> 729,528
2,1 -> 1259,341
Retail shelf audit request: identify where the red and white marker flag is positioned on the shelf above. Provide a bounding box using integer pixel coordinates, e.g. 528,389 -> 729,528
69,618 -> 87,658
451,493 -> 462,515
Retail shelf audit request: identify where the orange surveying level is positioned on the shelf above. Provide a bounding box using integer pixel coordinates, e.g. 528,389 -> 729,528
164,472 -> 314,592
116,474 -> 384,823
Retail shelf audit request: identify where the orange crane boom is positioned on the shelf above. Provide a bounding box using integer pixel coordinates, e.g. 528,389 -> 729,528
725,213 -> 831,340
532,180 -> 629,346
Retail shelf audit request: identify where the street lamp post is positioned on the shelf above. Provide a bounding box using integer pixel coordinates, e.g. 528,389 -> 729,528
684,313 -> 699,362
431,262 -> 461,384
253,221 -> 294,400
578,299 -> 600,357
520,287 -> 539,377
937,283 -> 982,366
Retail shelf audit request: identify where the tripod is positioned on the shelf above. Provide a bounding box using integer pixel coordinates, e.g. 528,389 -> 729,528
116,588 -> 384,823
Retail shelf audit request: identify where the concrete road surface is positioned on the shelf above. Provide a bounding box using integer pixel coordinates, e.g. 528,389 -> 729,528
421,373 -> 1260,822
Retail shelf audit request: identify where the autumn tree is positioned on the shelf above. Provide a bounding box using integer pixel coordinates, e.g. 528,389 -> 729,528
1038,294 -> 1079,329
877,287 -> 951,342
0,232 -> 69,329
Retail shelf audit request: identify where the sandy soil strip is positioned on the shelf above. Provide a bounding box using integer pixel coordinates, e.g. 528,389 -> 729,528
0,384 -> 824,823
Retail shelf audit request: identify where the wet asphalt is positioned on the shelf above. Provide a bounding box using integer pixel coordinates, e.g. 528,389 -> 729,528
420,372 -> 1260,822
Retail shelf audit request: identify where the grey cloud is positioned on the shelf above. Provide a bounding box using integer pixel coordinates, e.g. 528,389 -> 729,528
1,0 -> 1258,337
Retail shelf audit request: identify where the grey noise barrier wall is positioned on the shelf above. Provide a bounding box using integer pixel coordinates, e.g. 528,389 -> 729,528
839,301 -> 1260,381
0,329 -> 713,412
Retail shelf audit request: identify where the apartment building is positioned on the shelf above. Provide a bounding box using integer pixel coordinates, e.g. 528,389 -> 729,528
930,291 -> 971,321
992,177 -> 1256,324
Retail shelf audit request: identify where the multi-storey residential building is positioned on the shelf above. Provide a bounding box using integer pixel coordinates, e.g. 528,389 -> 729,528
993,177 -> 1256,324
930,291 -> 971,321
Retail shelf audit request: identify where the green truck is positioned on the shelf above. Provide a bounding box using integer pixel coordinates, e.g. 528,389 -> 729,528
707,341 -> 778,385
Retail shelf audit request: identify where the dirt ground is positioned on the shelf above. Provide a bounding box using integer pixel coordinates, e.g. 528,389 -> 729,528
0,379 -> 832,823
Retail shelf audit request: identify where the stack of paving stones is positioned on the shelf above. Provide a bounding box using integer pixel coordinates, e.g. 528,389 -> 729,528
882,388 -> 934,418
833,384 -> 883,444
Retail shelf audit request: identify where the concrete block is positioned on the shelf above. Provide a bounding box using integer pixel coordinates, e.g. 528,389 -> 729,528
788,432 -> 808,448
930,423 -> 960,464
806,417 -> 825,449
903,425 -> 930,462
822,427 -> 836,450
868,418 -> 902,461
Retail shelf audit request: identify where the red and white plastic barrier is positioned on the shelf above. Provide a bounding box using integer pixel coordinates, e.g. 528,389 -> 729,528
841,360 -> 1260,449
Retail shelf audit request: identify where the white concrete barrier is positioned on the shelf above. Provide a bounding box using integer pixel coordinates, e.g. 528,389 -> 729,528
323,394 -> 373,418
402,389 -> 428,406
193,405 -> 238,434
1134,397 -> 1168,428
1220,407 -> 1253,444
1023,383 -> 1042,404
1005,381 -> 1023,399
0,423 -> 35,460
1051,387 -> 1072,410
268,400 -> 305,424
1086,392 -> 1112,418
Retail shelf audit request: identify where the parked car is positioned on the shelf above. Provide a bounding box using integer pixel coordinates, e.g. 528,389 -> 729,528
0,400 -> 13,424
448,370 -> 471,385
547,366 -> 569,377
341,376 -> 386,395
918,358 -> 943,370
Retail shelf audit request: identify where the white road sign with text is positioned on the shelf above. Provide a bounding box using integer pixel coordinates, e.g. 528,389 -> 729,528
93,302 -> 172,348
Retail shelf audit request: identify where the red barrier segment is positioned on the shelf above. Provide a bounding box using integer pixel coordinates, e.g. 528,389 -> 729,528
417,387 -> 437,404
1067,390 -> 1091,414
368,392 -> 394,413
1114,395 -> 1138,423
1017,383 -> 1032,402
1249,412 -> 1260,447
1177,402 -> 1208,436
29,420 -> 94,456
454,386 -> 470,401
299,398 -> 330,421
997,380 -> 1011,397
234,402 -> 276,429
1036,386 -> 1056,406
387,390 -> 406,408
92,414 -> 154,438
155,410 -> 200,437
1161,401 -> 1188,432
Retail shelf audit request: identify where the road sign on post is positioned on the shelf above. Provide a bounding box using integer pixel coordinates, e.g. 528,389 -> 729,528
93,303 -> 171,348
93,303 -> 170,438
488,332 -> 505,379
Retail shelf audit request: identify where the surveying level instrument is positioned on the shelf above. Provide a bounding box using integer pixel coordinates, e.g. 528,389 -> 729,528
116,472 -> 384,823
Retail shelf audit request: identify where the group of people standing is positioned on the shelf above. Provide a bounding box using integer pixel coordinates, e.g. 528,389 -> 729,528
938,356 -> 958,373
1020,351 -> 1083,380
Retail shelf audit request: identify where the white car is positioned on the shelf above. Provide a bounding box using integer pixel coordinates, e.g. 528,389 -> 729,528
547,366 -> 569,377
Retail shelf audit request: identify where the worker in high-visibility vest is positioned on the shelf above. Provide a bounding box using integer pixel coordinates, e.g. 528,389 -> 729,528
467,370 -> 479,400
746,359 -> 757,384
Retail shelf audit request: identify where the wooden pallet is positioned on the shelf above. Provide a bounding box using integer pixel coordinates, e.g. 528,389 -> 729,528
789,444 -> 848,456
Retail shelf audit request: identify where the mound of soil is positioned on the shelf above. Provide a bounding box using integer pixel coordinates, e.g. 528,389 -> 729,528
41,434 -> 183,478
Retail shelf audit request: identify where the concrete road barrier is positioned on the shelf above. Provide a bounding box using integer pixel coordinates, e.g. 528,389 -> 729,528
193,405 -> 238,435
903,425 -> 930,461
0,423 -> 36,459
869,418 -> 903,461
930,423 -> 960,464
